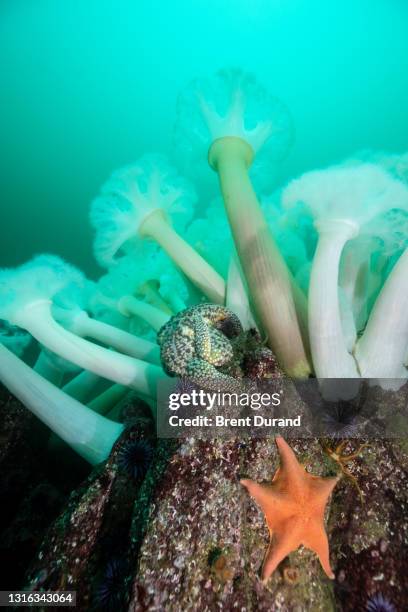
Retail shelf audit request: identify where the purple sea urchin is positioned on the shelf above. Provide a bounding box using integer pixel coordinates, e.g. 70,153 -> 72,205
94,559 -> 126,611
117,439 -> 154,481
320,402 -> 360,438
366,593 -> 396,612
174,376 -> 199,396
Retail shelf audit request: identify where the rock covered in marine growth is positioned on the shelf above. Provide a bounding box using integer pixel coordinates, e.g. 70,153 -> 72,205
129,437 -> 408,611
17,335 -> 408,611
129,436 -> 337,611
25,395 -> 156,610
0,386 -> 68,590
331,437 -> 408,611
128,342 -> 336,611
128,353 -> 408,610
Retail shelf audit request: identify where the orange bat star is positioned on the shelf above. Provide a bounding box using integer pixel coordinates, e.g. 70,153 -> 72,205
241,436 -> 339,582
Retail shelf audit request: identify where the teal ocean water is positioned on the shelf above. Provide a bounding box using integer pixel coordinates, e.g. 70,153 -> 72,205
1,0 -> 408,275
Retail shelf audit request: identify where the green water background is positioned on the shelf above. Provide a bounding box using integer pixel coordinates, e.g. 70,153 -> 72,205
1,0 -> 408,277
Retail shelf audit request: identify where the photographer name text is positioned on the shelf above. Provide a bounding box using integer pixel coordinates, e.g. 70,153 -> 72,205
168,414 -> 301,428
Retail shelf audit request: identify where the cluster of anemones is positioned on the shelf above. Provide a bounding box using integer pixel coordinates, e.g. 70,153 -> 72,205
1,68 -> 408,465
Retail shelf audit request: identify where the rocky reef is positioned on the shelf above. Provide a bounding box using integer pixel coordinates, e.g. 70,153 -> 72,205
1,333 -> 407,611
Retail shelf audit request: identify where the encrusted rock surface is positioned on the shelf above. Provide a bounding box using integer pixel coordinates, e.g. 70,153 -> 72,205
331,438 -> 408,611
24,396 -> 156,610
129,437 -> 336,612
1,335 -> 407,611
0,387 -> 65,590
128,435 -> 408,611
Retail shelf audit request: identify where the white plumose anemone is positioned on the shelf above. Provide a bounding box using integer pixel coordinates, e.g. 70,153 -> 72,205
90,153 -> 225,303
283,163 -> 408,381
0,255 -> 165,398
175,68 -> 309,377
0,343 -> 123,465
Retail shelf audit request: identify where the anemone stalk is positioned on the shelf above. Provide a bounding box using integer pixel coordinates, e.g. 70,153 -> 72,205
355,247 -> 408,387
309,219 -> 360,379
0,343 -> 123,465
65,309 -> 161,364
14,300 -> 165,397
140,211 -> 226,304
117,295 -> 170,331
62,370 -> 102,402
209,136 -> 310,377
34,351 -> 65,386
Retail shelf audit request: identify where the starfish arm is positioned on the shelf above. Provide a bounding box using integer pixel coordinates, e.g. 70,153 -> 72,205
274,436 -> 308,490
192,313 -> 213,360
186,357 -> 241,392
308,474 -> 340,510
275,435 -> 302,468
240,479 -> 278,513
261,522 -> 302,582
302,522 -> 335,579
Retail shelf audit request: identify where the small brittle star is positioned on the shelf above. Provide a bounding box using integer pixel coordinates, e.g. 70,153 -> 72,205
320,439 -> 369,502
